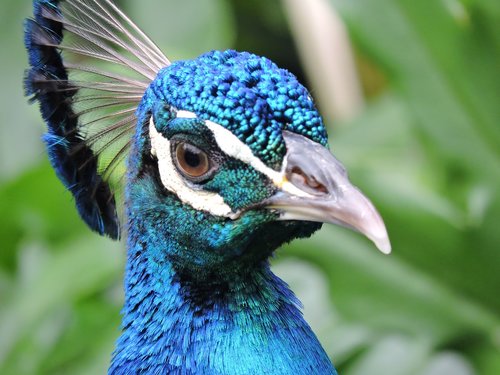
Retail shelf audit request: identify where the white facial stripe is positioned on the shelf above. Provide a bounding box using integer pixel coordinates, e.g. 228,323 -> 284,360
205,120 -> 282,183
176,110 -> 197,119
205,120 -> 312,198
149,118 -> 235,218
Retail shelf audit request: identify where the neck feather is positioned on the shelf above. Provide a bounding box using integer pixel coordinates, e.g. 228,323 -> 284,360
110,223 -> 335,375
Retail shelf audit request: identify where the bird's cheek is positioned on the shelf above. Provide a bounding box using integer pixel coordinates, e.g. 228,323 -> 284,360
202,168 -> 277,213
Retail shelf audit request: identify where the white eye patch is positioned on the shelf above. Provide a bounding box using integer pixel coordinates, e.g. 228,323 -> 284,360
205,120 -> 312,198
149,118 -> 236,218
204,120 -> 283,185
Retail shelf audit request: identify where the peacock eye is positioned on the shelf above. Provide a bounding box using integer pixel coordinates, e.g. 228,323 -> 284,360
174,142 -> 212,179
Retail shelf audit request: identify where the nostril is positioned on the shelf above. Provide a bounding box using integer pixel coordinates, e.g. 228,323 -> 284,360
307,176 -> 328,194
289,166 -> 306,186
289,166 -> 328,195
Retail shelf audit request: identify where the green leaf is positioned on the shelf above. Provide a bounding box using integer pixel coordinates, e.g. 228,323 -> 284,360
0,163 -> 89,272
0,237 -> 123,374
329,0 -> 500,179
343,336 -> 431,375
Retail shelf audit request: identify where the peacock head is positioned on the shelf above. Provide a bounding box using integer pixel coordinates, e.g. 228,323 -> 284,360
127,50 -> 390,273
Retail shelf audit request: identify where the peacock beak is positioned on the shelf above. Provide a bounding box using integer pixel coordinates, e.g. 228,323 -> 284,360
264,131 -> 391,254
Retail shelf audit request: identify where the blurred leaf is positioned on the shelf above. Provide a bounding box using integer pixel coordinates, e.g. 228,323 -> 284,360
0,0 -> 43,181
286,226 -> 499,343
472,342 -> 500,375
418,352 -> 475,375
344,336 -> 431,375
0,162 -> 89,272
0,236 -> 123,374
40,299 -> 120,375
329,0 -> 500,179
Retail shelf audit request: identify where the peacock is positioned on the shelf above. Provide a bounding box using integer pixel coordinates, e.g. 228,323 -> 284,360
24,0 -> 391,373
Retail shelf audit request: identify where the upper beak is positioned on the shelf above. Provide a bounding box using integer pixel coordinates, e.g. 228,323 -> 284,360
264,131 -> 391,254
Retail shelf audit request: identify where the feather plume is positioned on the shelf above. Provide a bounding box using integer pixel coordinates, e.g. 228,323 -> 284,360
25,0 -> 170,238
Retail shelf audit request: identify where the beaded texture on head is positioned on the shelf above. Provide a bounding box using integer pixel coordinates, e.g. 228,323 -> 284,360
150,50 -> 328,169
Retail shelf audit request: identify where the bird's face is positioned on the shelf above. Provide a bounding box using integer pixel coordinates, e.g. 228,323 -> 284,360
130,50 -> 390,272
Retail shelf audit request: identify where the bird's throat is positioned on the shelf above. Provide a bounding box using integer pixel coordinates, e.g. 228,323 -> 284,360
109,221 -> 336,374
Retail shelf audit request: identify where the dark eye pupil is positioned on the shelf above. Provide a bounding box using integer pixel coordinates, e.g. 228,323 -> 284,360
184,148 -> 201,168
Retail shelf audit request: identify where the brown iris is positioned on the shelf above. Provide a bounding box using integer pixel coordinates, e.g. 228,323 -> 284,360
174,142 -> 210,178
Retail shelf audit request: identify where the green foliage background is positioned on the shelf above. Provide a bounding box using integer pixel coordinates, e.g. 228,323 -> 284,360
1,0 -> 499,374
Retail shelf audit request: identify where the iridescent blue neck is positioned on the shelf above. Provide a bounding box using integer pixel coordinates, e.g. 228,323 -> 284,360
110,241 -> 336,374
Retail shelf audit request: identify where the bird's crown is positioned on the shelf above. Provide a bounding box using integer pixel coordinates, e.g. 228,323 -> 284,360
151,50 -> 327,167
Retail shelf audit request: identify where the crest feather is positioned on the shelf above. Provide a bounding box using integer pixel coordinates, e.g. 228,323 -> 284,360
24,0 -> 170,238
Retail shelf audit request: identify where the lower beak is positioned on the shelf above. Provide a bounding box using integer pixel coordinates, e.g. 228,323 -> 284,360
264,131 -> 391,254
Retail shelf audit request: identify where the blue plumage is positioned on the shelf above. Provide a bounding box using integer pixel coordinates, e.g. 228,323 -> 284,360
112,196 -> 334,373
25,1 -> 391,373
